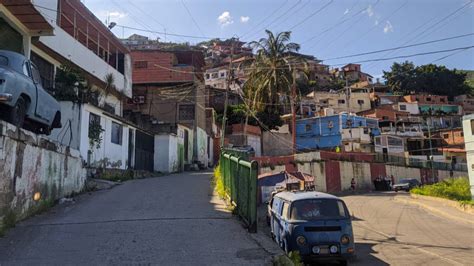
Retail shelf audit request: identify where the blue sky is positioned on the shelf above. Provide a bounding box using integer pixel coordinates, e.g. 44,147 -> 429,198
84,0 -> 474,78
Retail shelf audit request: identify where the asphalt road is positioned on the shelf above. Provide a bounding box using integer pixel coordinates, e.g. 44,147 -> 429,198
341,192 -> 474,266
0,172 -> 271,265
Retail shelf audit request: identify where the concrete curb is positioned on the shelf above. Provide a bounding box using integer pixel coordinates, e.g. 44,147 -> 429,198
394,195 -> 474,225
410,194 -> 474,214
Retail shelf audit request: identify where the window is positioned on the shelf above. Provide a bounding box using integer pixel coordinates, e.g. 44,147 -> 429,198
305,124 -> 312,132
134,61 -> 148,69
88,113 -> 101,138
426,97 -> 432,102
179,104 -> 195,120
399,105 -> 407,111
440,98 -> 446,103
290,199 -> 348,220
111,122 -> 123,145
30,64 -> 41,84
205,74 -> 210,80
375,137 -> 381,145
31,52 -> 54,90
0,55 -> 8,66
461,132 -> 464,137
211,73 -> 218,79
281,202 -> 289,220
338,99 -> 345,104
443,133 -> 449,139
382,116 -> 389,121
357,99 -> 365,105
220,72 -> 226,78
364,128 -> 369,134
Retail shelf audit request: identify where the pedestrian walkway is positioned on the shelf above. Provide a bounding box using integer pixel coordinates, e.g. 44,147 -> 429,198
0,172 -> 271,265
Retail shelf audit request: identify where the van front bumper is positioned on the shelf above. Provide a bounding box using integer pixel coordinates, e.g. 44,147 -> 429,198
0,93 -> 12,102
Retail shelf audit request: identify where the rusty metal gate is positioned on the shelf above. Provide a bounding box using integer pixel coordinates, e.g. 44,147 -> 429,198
134,130 -> 154,171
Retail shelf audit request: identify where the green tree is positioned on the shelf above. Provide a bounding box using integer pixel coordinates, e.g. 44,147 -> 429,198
383,61 -> 470,97
244,30 -> 303,111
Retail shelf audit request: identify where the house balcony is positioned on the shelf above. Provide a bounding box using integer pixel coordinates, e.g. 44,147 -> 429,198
380,127 -> 424,137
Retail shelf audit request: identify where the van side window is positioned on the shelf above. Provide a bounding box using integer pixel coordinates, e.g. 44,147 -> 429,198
281,202 -> 289,220
272,198 -> 281,214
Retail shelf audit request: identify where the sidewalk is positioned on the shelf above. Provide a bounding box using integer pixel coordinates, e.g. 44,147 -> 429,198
394,194 -> 474,225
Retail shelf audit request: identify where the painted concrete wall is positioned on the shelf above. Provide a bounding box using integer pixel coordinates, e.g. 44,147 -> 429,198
339,162 -> 371,190
81,104 -> 132,169
154,134 -> 180,173
298,161 -> 326,192
196,127 -> 208,166
463,114 -> 474,199
385,165 -> 421,183
0,121 -> 86,224
262,131 -> 292,156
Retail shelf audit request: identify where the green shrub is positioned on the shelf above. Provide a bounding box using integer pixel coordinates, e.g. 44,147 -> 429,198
0,209 -> 17,237
411,177 -> 472,202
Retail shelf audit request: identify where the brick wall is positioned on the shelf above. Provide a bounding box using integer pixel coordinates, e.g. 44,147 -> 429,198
131,50 -> 195,84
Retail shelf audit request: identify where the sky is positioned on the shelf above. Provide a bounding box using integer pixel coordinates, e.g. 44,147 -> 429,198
84,0 -> 474,79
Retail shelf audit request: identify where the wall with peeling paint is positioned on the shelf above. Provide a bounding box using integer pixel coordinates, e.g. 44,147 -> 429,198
0,121 -> 86,224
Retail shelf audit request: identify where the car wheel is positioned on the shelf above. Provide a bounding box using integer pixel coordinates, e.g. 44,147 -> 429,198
8,97 -> 26,128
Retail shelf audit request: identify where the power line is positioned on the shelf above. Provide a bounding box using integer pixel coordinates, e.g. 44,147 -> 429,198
300,2 -> 367,46
431,46 -> 474,63
240,0 -> 289,39
271,0 -> 312,30
181,0 -> 206,37
152,45 -> 474,74
116,24 -> 223,40
365,0 -> 473,71
289,0 -> 334,30
244,0 -> 303,41
322,33 -> 474,61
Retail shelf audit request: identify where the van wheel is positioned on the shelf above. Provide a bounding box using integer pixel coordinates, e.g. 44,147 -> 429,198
8,97 -> 26,128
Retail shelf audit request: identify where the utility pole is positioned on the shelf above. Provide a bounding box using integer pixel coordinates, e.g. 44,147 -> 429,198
291,68 -> 297,153
220,40 -> 235,148
427,108 -> 435,183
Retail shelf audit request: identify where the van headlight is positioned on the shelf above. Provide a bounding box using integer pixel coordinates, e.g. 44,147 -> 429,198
341,235 -> 350,245
296,236 -> 307,246
330,245 -> 339,254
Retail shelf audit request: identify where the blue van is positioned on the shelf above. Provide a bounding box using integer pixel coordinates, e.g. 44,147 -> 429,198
269,191 -> 355,265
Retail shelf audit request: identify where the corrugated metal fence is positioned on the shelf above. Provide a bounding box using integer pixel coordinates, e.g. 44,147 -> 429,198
220,150 -> 258,233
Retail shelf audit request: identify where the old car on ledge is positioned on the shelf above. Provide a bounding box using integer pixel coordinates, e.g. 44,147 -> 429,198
0,50 -> 61,135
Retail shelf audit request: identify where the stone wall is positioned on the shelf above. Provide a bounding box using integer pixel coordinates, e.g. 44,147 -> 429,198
0,121 -> 86,225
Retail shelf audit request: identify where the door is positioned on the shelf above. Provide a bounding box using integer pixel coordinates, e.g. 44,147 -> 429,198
184,129 -> 189,162
30,63 -> 51,123
134,130 -> 154,171
325,161 -> 342,192
128,129 -> 134,169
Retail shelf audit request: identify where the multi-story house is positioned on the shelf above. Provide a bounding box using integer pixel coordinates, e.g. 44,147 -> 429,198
1,0 -> 141,170
454,94 -> 474,115
461,115 -> 474,199
331,64 -> 373,84
124,47 -> 210,169
308,87 -> 372,114
295,113 -> 380,153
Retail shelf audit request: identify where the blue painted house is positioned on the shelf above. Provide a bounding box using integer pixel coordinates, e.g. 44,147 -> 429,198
296,113 -> 380,152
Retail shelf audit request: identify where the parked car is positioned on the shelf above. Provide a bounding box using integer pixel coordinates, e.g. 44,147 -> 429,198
269,191 -> 355,265
0,50 -> 61,134
393,178 -> 420,192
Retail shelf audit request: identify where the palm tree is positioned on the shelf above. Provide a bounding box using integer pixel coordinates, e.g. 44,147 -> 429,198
243,30 -> 306,131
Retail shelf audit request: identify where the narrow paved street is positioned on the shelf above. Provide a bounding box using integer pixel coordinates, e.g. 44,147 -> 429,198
0,172 -> 270,265
342,193 -> 474,266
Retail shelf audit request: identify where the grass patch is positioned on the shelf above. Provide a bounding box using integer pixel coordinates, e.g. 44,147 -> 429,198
411,177 -> 473,204
212,163 -> 226,199
0,209 -> 17,237
99,169 -> 134,182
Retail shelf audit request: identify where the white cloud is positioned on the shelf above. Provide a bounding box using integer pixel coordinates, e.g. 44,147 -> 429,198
343,8 -> 349,15
375,20 -> 379,26
384,20 -> 394,33
240,16 -> 250,23
109,11 -> 127,19
366,5 -> 374,17
218,11 -> 233,27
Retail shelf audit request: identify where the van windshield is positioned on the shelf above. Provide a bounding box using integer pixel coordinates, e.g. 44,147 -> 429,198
291,199 -> 348,220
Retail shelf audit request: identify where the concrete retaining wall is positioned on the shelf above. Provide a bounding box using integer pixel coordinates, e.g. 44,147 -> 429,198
0,121 -> 86,225
255,151 -> 468,193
